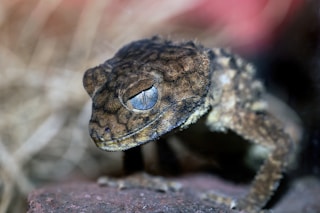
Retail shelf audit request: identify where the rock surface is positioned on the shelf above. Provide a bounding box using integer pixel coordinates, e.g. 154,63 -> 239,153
27,174 -> 320,213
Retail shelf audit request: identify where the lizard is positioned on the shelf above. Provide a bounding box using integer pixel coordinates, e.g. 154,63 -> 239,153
83,36 -> 295,212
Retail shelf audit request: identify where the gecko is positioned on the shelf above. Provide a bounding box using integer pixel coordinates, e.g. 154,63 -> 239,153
83,36 -> 295,212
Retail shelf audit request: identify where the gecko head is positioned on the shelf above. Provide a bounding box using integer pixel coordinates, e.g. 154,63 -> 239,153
83,37 -> 211,151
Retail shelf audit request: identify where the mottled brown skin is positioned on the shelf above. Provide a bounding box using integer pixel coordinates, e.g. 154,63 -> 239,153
83,37 -> 294,212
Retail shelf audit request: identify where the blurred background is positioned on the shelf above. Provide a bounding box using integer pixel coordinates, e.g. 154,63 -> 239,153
0,0 -> 319,212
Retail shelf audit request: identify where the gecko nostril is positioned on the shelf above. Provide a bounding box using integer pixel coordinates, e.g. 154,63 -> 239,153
105,127 -> 111,133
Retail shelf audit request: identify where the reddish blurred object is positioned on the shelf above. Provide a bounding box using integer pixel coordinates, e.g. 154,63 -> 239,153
176,0 -> 304,53
3,0 -> 304,54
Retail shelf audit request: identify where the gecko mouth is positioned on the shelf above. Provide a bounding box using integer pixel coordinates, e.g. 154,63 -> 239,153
94,104 -> 174,151
94,97 -> 201,151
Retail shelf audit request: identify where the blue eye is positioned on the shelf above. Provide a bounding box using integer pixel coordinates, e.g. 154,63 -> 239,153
129,86 -> 158,110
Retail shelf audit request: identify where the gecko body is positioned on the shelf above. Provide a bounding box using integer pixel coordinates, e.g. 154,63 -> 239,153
83,37 -> 294,212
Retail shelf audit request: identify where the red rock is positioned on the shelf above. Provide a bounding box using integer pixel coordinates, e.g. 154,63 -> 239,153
27,174 -> 320,213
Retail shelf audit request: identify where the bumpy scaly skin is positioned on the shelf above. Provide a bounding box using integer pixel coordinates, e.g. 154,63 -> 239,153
83,37 -> 294,212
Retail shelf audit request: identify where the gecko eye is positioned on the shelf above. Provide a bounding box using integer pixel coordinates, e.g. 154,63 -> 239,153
128,85 -> 158,110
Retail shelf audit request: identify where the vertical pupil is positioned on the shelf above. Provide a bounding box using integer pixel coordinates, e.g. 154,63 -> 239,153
129,86 -> 158,110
